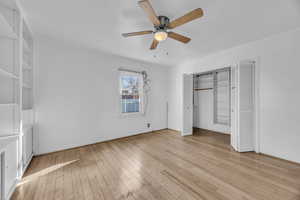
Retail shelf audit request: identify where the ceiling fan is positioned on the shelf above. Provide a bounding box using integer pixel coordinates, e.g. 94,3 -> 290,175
122,0 -> 204,50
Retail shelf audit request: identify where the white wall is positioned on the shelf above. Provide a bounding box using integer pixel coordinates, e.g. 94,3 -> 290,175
34,35 -> 169,155
168,28 -> 300,163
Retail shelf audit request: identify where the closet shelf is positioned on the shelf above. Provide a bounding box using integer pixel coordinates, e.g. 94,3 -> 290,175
23,63 -> 32,70
22,108 -> 33,111
215,79 -> 229,83
22,82 -> 32,89
0,12 -> 17,39
216,85 -> 229,88
0,133 -> 20,140
0,66 -> 19,79
194,88 -> 213,91
23,61 -> 32,69
0,103 -> 18,106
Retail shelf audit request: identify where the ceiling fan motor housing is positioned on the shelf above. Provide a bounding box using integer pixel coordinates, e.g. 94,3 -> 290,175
155,16 -> 170,32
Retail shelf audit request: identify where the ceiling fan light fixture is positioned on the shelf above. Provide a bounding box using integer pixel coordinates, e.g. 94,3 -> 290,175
122,0 -> 203,49
154,31 -> 168,41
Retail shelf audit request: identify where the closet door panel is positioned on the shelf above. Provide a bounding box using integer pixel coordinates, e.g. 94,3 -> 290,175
237,62 -> 255,152
230,66 -> 238,150
5,139 -> 18,198
182,74 -> 193,136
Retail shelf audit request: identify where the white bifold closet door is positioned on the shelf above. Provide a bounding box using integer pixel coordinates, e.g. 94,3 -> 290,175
231,61 -> 255,152
182,74 -> 193,136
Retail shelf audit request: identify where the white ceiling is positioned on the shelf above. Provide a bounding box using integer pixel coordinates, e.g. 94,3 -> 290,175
20,0 -> 300,66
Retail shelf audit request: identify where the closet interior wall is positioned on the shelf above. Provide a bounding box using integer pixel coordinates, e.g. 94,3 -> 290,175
193,68 -> 231,134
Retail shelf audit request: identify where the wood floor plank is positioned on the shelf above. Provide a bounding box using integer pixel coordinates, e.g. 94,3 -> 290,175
142,132 -> 297,200
112,138 -> 198,200
93,143 -> 138,200
155,132 -> 300,195
106,142 -> 176,200
77,147 -> 99,200
69,149 -> 86,200
11,129 -> 300,200
54,150 -> 65,200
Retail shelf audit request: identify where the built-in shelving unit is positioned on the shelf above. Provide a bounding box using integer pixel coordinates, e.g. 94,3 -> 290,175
0,2 -> 20,199
0,1 -> 20,137
22,21 -> 33,111
0,0 -> 34,198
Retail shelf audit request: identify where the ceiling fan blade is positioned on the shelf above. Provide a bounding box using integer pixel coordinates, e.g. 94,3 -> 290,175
138,0 -> 160,26
168,32 -> 191,43
150,39 -> 159,50
122,30 -> 153,37
168,8 -> 204,29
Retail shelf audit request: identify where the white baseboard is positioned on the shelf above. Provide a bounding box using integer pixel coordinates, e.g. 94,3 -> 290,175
21,153 -> 34,177
36,128 -> 167,155
238,147 -> 254,152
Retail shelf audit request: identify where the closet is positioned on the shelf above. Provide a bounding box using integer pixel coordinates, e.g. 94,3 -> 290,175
183,63 -> 256,152
0,0 -> 34,198
193,68 -> 231,134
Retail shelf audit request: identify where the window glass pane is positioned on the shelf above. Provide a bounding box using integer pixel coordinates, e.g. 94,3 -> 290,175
121,75 -> 140,113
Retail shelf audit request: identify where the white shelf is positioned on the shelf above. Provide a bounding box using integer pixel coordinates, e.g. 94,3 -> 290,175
23,63 -> 32,70
23,60 -> 32,69
0,132 -> 20,139
22,82 -> 32,89
0,103 -> 18,107
0,66 -> 19,79
0,12 -> 17,39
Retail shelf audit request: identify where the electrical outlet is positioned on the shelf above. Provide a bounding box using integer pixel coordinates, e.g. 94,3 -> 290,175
147,123 -> 151,128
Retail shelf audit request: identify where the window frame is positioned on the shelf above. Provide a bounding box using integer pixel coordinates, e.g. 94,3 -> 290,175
119,70 -> 144,116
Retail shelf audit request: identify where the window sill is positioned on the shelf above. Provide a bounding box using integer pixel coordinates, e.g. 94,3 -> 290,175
119,112 -> 145,118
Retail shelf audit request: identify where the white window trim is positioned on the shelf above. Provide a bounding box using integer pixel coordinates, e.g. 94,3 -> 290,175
119,70 -> 144,116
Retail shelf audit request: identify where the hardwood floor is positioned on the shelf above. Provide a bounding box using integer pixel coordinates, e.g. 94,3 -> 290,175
12,129 -> 300,200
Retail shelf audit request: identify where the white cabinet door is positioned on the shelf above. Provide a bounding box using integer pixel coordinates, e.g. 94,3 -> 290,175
5,140 -> 18,198
182,74 -> 193,136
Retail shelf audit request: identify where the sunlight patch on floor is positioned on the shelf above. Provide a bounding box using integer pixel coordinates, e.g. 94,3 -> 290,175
17,159 -> 79,186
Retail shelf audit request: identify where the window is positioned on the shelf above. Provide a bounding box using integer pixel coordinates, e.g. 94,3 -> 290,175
119,71 -> 143,114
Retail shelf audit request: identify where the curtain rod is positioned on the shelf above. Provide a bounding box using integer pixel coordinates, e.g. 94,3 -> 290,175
118,68 -> 143,74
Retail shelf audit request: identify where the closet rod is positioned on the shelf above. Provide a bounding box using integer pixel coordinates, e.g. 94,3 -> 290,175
194,88 -> 213,91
